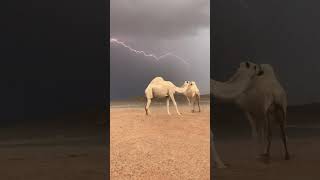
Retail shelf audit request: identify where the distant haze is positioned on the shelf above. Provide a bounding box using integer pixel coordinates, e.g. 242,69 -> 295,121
110,0 -> 210,100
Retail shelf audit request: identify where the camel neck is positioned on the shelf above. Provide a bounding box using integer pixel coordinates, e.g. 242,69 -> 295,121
175,86 -> 187,94
211,70 -> 253,102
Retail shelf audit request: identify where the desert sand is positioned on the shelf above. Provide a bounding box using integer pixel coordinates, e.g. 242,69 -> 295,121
213,104 -> 320,180
0,111 -> 106,180
110,100 -> 210,180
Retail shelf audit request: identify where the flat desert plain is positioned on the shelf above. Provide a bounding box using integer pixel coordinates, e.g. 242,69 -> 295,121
213,104 -> 320,180
0,111 -> 106,180
110,99 -> 210,180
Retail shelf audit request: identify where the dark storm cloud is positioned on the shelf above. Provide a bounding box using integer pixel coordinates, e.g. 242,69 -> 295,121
213,0 -> 320,105
239,0 -> 249,9
110,0 -> 210,99
110,45 -> 192,99
110,0 -> 209,39
1,0 -> 106,121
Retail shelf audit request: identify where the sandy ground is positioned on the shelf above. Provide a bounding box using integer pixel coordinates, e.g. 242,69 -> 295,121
0,143 -> 106,180
215,137 -> 320,180
0,111 -> 106,180
110,103 -> 210,180
213,105 -> 320,180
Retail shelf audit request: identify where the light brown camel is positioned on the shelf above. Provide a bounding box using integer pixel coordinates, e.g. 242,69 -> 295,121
211,61 -> 290,160
183,81 -> 201,112
144,77 -> 190,115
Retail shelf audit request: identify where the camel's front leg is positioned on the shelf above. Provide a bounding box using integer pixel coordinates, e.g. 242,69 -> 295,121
245,112 -> 258,140
245,112 -> 262,155
166,96 -> 171,115
197,95 -> 201,112
186,96 -> 191,106
145,98 -> 152,115
211,131 -> 226,168
169,93 -> 181,115
263,113 -> 272,158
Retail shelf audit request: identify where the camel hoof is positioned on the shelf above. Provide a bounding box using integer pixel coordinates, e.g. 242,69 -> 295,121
192,110 -> 195,113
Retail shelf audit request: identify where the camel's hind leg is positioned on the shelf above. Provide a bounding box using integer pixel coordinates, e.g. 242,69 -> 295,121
192,97 -> 196,113
186,96 -> 191,106
262,110 -> 273,158
274,104 -> 290,160
145,98 -> 152,115
280,122 -> 290,160
197,94 -> 201,112
166,96 -> 171,115
169,93 -> 181,115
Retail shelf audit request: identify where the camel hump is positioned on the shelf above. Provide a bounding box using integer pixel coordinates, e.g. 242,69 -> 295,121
150,76 -> 165,84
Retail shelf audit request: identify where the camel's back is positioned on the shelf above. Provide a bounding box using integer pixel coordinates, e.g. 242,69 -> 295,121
149,77 -> 165,84
145,77 -> 176,98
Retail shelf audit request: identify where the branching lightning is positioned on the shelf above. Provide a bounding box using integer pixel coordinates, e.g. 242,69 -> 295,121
110,38 -> 190,66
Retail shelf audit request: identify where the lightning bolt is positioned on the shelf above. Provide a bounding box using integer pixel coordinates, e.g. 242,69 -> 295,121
110,38 -> 190,66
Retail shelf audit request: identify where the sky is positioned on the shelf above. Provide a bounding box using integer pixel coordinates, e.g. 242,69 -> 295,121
1,0 -> 106,122
212,0 -> 320,105
110,0 -> 210,99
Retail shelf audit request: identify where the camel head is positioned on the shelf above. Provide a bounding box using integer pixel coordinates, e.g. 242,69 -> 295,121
183,81 -> 197,86
173,81 -> 191,94
211,61 -> 264,102
183,81 -> 197,91
238,61 -> 264,79
183,80 -> 191,87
